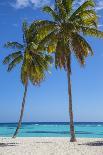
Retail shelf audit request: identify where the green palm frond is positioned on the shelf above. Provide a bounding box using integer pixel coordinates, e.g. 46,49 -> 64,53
43,6 -> 61,21
56,0 -> 67,19
23,51 -> 52,85
4,42 -> 24,49
29,67 -> 45,85
45,54 -> 53,64
36,24 -> 56,41
71,10 -> 98,29
71,42 -> 86,65
80,10 -> 97,19
54,40 -> 68,69
71,33 -> 94,56
70,0 -> 95,21
31,20 -> 56,31
7,55 -> 23,72
22,21 -> 28,34
71,33 -> 94,65
3,51 -> 22,64
75,10 -> 97,23
62,0 -> 74,14
36,30 -> 58,52
30,20 -> 57,43
82,27 -> 103,37
22,21 -> 29,45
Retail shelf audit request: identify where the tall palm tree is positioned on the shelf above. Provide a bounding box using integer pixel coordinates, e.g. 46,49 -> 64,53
3,21 -> 52,138
30,0 -> 103,142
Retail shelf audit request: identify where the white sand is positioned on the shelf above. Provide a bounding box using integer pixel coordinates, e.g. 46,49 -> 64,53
0,137 -> 103,155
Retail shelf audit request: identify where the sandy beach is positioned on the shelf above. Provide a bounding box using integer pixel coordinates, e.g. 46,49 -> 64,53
0,138 -> 103,155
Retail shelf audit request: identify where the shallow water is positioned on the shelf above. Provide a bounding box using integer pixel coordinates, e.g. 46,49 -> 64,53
0,122 -> 103,137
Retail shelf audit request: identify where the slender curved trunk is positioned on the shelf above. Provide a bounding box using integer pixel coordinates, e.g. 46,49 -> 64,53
67,68 -> 76,142
12,81 -> 28,138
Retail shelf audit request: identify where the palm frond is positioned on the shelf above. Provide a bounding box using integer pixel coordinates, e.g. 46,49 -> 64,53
70,0 -> 95,21
31,20 -> 56,31
82,27 -> 103,38
72,33 -> 94,56
3,51 -> 22,64
43,6 -> 61,21
22,21 -> 29,45
71,33 -> 94,65
56,0 -> 67,19
7,55 -> 23,72
36,30 -> 58,52
62,0 -> 74,14
36,24 -> 56,42
29,66 -> 45,85
72,10 -> 98,29
22,21 -> 28,34
4,42 -> 24,49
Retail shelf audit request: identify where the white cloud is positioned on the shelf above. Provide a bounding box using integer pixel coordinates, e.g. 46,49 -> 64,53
98,24 -> 103,27
12,0 -> 29,9
12,0 -> 50,9
30,0 -> 49,7
11,0 -> 103,11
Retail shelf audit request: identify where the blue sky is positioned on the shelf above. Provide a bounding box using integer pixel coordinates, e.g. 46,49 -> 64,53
0,0 -> 103,123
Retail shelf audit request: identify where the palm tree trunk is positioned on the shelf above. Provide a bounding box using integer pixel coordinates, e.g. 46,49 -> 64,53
12,81 -> 28,138
67,69 -> 76,142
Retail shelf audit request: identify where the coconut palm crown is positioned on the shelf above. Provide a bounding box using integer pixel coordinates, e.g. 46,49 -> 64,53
3,22 -> 52,85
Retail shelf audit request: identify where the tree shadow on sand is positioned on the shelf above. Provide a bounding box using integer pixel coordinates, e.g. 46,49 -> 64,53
0,143 -> 18,147
79,141 -> 103,146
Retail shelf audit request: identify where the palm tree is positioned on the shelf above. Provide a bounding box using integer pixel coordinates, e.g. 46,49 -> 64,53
3,21 -> 52,138
31,0 -> 103,142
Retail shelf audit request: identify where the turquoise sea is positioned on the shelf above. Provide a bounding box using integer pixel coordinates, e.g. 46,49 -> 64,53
0,122 -> 103,138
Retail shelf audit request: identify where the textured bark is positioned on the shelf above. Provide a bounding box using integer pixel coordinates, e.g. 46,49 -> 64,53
67,69 -> 77,142
12,82 -> 28,138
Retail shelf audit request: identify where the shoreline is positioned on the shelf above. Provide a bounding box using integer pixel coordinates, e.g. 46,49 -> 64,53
0,137 -> 103,155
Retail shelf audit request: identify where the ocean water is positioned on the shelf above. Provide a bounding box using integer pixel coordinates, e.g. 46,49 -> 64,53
0,122 -> 103,138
